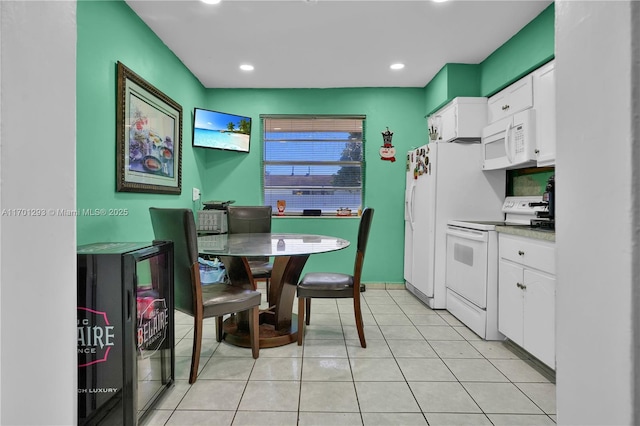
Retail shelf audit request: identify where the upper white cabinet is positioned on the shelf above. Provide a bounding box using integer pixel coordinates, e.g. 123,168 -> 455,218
532,60 -> 556,166
428,97 -> 488,143
487,74 -> 533,124
486,60 -> 556,167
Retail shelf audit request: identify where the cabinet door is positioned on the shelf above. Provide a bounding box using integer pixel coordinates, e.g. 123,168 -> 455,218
488,75 -> 533,123
533,60 -> 556,166
523,269 -> 556,369
498,259 -> 524,346
439,104 -> 457,143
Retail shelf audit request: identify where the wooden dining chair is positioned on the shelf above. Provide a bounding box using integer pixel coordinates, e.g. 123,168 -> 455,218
297,207 -> 374,348
149,207 -> 261,384
227,206 -> 274,300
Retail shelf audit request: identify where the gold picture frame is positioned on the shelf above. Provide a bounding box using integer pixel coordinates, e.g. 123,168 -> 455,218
116,61 -> 182,194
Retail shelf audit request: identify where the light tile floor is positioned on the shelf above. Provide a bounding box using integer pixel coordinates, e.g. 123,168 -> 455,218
142,288 -> 556,426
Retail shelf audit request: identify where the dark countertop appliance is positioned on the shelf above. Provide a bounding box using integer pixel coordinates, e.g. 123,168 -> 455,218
530,175 -> 555,230
203,200 -> 235,210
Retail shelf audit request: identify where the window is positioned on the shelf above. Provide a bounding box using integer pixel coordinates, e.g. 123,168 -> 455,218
262,115 -> 365,215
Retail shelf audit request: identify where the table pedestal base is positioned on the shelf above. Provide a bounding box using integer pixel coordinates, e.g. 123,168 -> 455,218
222,313 -> 299,349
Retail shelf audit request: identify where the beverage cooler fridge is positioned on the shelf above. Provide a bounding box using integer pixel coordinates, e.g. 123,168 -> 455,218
77,241 -> 175,425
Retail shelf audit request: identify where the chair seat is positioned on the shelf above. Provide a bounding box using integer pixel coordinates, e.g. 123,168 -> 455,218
297,272 -> 354,298
248,260 -> 272,278
202,284 -> 262,318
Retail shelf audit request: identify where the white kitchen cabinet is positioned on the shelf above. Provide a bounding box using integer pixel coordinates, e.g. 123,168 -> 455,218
532,60 -> 556,166
487,74 -> 533,124
523,268 -> 555,367
428,97 -> 488,143
498,233 -> 555,369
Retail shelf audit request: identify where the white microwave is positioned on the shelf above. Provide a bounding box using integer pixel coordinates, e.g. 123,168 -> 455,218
481,109 -> 536,170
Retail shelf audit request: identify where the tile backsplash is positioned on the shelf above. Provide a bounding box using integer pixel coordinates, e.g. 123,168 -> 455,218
508,167 -> 555,196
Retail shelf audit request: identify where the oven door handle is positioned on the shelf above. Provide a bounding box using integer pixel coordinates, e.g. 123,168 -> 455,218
446,226 -> 489,242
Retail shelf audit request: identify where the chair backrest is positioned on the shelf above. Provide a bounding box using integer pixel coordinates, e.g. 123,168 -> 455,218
227,206 -> 272,234
354,207 -> 374,283
149,208 -> 198,315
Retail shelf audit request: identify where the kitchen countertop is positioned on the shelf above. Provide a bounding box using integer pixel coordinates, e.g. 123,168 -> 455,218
495,225 -> 556,242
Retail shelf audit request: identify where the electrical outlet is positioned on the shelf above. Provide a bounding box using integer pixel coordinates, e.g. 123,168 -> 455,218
192,188 -> 201,202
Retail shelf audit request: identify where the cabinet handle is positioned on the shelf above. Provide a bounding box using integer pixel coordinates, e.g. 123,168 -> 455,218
521,284 -> 527,290
535,149 -> 540,154
516,282 -> 523,289
502,104 -> 510,111
518,250 -> 525,256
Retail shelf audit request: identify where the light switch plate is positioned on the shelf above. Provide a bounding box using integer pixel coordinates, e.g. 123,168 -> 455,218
192,188 -> 201,201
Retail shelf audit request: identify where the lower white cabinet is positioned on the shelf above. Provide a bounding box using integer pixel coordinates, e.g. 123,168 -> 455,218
498,233 -> 555,369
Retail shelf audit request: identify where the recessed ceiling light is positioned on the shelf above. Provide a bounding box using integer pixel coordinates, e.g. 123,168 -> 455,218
240,64 -> 254,71
432,0 -> 449,3
390,63 -> 405,70
201,0 -> 221,4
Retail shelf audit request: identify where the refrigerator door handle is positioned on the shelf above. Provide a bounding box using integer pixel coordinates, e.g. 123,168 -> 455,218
409,183 -> 416,227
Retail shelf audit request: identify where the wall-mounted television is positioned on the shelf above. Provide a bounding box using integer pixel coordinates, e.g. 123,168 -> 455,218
192,108 -> 251,153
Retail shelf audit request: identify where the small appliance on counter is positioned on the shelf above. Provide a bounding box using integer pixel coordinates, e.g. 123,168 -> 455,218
202,200 -> 235,210
198,201 -> 234,234
530,175 -> 555,230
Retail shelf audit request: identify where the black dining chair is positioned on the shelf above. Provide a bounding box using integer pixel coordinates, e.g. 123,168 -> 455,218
227,206 -> 274,301
149,207 -> 261,384
297,207 -> 374,348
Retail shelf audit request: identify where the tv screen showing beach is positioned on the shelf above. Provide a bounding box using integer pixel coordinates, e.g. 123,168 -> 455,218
193,108 -> 251,153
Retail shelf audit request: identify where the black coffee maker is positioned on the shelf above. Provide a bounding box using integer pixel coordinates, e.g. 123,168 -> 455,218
531,175 -> 555,230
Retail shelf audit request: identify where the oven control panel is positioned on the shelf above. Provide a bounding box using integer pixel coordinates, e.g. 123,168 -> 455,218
502,196 -> 545,223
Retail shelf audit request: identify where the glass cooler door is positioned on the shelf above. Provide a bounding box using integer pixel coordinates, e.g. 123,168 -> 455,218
135,248 -> 174,421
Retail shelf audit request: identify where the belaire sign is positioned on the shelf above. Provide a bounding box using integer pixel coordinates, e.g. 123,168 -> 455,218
77,307 -> 115,368
137,298 -> 169,358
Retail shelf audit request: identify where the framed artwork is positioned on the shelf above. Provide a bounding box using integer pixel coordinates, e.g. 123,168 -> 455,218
116,61 -> 182,194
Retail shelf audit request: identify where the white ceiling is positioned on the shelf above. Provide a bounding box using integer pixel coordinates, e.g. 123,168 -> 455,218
126,0 -> 552,89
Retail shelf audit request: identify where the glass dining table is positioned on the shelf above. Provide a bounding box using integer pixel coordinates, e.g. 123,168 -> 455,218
197,233 -> 350,348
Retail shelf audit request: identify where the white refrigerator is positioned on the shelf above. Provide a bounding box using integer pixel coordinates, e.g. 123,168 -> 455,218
404,142 -> 505,309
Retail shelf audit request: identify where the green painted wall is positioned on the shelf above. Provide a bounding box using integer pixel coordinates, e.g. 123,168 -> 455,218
425,64 -> 482,115
76,0 -> 555,284
448,64 -> 482,98
424,66 -> 450,116
479,3 -> 555,96
76,0 -> 207,245
424,3 -> 555,115
200,88 -> 426,282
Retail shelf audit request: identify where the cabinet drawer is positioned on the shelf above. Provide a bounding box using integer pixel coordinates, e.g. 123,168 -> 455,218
499,234 -> 555,274
488,74 -> 533,123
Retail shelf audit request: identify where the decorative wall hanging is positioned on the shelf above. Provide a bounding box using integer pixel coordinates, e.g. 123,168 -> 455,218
379,127 -> 396,162
116,61 -> 183,194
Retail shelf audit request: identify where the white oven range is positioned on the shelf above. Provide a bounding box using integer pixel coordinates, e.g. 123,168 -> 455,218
445,196 -> 544,340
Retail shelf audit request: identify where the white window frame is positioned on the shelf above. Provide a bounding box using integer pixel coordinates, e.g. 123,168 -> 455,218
262,115 -> 365,216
